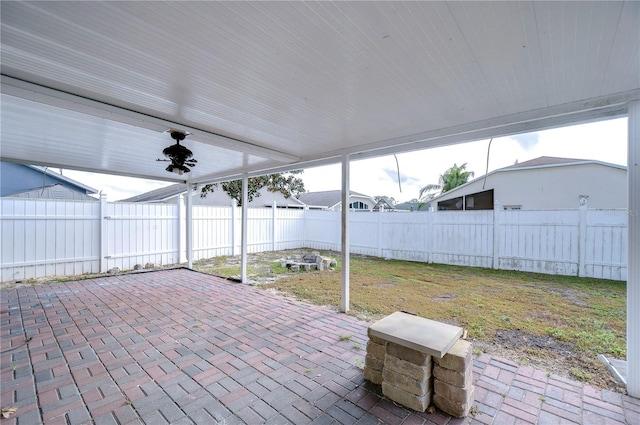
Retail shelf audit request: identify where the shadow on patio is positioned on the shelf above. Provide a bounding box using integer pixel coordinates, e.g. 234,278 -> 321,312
1,269 -> 638,424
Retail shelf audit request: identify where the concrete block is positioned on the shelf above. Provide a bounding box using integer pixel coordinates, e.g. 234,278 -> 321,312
384,355 -> 431,380
382,368 -> 430,396
433,379 -> 472,404
433,362 -> 473,388
365,354 -> 384,371
433,386 -> 475,418
366,340 -> 386,358
433,339 -> 472,371
369,311 -> 462,358
382,382 -> 431,412
364,366 -> 383,385
367,332 -> 388,346
386,341 -> 431,366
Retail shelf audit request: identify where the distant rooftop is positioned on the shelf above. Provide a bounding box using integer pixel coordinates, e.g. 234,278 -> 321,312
298,190 -> 371,208
120,184 -> 183,203
500,156 -> 625,171
26,165 -> 98,194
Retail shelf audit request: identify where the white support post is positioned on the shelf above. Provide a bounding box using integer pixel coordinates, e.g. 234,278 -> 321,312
336,212 -> 341,252
178,194 -> 186,264
230,201 -> 236,256
99,193 -> 108,273
377,207 -> 383,258
302,206 -> 308,249
272,200 -> 277,252
577,197 -> 588,277
426,210 -> 433,264
186,183 -> 193,269
493,201 -> 501,269
341,154 -> 350,313
627,100 -> 640,398
241,173 -> 248,284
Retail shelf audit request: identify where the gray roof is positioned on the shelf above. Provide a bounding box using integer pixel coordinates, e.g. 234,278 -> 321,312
26,165 -> 98,194
298,190 -> 371,208
7,184 -> 98,201
500,156 -> 609,170
372,198 -> 395,211
121,183 -> 307,207
120,184 -> 184,202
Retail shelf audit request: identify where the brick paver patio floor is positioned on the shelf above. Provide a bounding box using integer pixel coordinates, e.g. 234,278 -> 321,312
1,269 -> 638,424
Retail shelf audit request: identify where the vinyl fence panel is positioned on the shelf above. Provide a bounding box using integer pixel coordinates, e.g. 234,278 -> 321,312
0,199 -> 629,282
273,208 -> 305,251
350,212 -> 379,257
431,210 -> 493,268
498,210 -> 579,276
104,202 -> 179,271
247,208 -> 275,253
379,212 -> 430,262
192,206 -> 233,260
585,210 -> 628,281
304,210 -> 341,251
1,198 -> 100,281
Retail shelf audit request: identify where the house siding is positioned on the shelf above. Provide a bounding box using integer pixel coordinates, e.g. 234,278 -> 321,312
433,163 -> 626,210
1,162 -> 95,197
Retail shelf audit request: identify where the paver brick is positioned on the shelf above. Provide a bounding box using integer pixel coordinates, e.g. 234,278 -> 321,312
2,269 -> 636,425
293,398 -> 323,420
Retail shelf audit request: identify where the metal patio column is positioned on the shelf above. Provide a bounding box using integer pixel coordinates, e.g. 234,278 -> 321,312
628,100 -> 639,398
341,154 -> 350,313
241,173 -> 248,284
186,182 -> 193,269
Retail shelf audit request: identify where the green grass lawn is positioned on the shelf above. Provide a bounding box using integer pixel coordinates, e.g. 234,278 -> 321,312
265,256 -> 625,357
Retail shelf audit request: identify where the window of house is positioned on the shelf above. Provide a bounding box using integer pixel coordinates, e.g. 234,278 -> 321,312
438,197 -> 463,210
349,201 -> 369,210
465,189 -> 493,210
437,189 -> 494,211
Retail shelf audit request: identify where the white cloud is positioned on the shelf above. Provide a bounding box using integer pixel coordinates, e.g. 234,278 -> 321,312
511,132 -> 540,151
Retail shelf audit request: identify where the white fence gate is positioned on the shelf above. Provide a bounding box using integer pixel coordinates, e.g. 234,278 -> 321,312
103,202 -> 181,273
0,197 -> 629,282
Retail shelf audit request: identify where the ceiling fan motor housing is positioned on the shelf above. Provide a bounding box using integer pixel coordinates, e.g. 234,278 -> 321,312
159,130 -> 197,174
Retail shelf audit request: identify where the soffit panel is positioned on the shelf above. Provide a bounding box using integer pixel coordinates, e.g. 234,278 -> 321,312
0,1 -> 638,181
0,94 -> 272,182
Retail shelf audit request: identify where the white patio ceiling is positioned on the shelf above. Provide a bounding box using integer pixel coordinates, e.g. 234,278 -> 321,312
1,1 -> 639,184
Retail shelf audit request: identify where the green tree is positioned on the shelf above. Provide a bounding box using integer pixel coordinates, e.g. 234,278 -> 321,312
419,163 -> 475,202
200,171 -> 305,206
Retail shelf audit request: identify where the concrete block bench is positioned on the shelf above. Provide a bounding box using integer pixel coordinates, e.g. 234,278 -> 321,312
364,311 -> 475,417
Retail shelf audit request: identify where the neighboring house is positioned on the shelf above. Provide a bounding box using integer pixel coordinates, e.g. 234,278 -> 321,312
427,157 -> 627,211
372,198 -> 395,211
298,190 -> 376,211
0,162 -> 98,201
121,183 -> 307,208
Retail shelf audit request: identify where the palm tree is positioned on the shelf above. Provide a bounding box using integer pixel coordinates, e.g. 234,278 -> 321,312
419,163 -> 475,200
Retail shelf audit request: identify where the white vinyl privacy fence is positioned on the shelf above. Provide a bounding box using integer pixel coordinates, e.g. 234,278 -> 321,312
1,197 -> 628,282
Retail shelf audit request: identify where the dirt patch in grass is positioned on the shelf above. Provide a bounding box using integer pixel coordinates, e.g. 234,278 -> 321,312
493,330 -> 575,353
